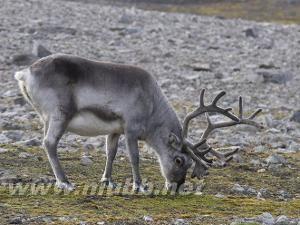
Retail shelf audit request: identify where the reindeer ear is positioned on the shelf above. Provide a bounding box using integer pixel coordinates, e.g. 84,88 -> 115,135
168,132 -> 182,149
168,133 -> 180,144
191,162 -> 209,179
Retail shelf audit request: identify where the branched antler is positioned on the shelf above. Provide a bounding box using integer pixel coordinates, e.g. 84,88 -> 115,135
182,89 -> 263,179
201,97 -> 263,141
182,89 -> 238,138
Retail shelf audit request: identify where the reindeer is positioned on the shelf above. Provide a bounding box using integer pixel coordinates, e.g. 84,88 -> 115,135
15,53 -> 263,191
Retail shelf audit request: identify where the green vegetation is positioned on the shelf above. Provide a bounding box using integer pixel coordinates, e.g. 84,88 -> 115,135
138,0 -> 300,24
0,143 -> 299,224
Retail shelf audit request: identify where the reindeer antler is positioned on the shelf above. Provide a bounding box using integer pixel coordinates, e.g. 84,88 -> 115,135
182,89 -> 238,138
182,89 -> 263,179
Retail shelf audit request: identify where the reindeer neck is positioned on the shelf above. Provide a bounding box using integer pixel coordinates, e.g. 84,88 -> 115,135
145,91 -> 182,156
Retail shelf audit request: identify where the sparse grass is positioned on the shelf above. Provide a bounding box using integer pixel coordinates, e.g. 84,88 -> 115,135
137,0 -> 300,25
0,143 -> 299,224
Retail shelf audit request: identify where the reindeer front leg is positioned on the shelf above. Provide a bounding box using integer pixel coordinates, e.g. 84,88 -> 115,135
43,114 -> 74,190
125,132 -> 147,192
101,133 -> 120,188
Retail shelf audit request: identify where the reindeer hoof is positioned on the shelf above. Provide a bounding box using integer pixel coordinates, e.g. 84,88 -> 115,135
56,181 -> 75,191
100,178 -> 117,189
133,184 -> 148,193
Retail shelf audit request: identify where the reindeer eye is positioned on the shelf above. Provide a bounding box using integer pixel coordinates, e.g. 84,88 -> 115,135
174,157 -> 184,167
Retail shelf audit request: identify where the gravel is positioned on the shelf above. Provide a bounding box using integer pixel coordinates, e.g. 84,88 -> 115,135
18,152 -> 34,159
143,215 -> 154,222
256,212 -> 275,225
0,0 -> 299,155
80,155 -> 93,166
0,147 -> 8,154
265,153 -> 288,165
231,183 -> 258,196
290,110 -> 300,123
0,0 -> 299,223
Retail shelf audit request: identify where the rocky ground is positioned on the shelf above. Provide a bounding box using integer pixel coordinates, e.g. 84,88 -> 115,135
0,0 -> 299,224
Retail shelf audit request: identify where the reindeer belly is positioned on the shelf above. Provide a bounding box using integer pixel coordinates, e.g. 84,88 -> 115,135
67,111 -> 123,136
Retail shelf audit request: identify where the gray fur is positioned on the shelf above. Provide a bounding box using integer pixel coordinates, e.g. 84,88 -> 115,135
15,54 -> 192,191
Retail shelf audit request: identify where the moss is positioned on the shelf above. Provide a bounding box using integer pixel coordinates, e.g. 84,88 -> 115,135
235,223 -> 261,225
0,144 -> 299,224
140,0 -> 300,25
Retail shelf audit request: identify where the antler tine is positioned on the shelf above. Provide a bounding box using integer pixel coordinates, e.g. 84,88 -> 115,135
239,96 -> 243,119
212,91 -> 226,106
182,89 -> 239,139
195,147 -> 213,163
182,89 -> 207,138
192,138 -> 207,149
184,146 -> 210,169
198,154 -> 213,163
200,89 -> 205,107
249,108 -> 262,120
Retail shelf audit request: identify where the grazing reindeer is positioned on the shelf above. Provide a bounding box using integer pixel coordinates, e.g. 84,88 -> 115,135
15,54 -> 263,191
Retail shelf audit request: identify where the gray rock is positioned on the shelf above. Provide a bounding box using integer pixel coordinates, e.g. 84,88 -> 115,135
250,159 -> 261,167
0,106 -> 7,113
83,143 -> 95,152
278,190 -> 291,200
259,188 -> 270,198
0,168 -> 12,177
245,72 -> 264,83
256,212 -> 275,225
288,141 -> 300,152
244,28 -> 259,38
19,152 -> 34,159
265,154 -> 287,165
288,0 -> 300,4
119,14 -> 133,24
9,216 -> 23,224
19,138 -> 41,147
123,27 -> 142,35
290,110 -> 300,123
0,133 -> 12,143
254,145 -> 267,153
232,153 -> 243,163
3,130 -> 24,141
32,41 -> 52,58
33,176 -> 56,184
34,216 -> 53,223
214,72 -> 224,79
246,187 -> 257,196
265,115 -> 283,128
187,62 -> 212,72
268,163 -> 283,171
259,62 -> 278,70
143,215 -> 153,222
40,26 -> 77,35
231,184 -> 245,194
0,174 -> 21,184
276,215 -> 289,225
215,193 -> 225,198
80,155 -> 93,166
231,184 -> 257,196
0,147 -> 8,153
257,70 -> 293,84
174,218 -> 189,225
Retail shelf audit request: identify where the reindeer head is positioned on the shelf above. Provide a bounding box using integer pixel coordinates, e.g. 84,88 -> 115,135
166,89 -> 263,188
